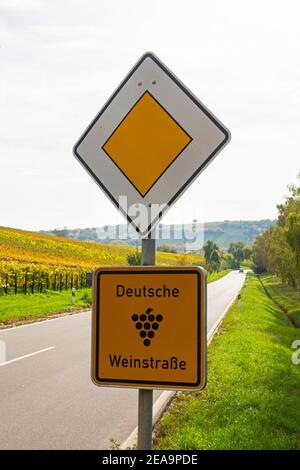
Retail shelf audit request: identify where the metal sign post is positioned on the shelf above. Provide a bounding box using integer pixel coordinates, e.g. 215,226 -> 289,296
137,386 -> 153,450
138,235 -> 156,450
74,51 -> 230,452
91,261 -> 206,451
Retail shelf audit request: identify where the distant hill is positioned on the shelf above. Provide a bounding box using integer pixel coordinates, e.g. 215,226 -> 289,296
41,219 -> 275,252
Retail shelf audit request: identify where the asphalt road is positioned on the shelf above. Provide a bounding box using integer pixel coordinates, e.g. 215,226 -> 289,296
0,270 -> 245,450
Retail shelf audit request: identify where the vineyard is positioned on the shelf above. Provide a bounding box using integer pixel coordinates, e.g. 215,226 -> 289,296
0,226 -> 205,294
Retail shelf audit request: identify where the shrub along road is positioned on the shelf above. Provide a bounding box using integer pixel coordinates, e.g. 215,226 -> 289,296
259,274 -> 300,328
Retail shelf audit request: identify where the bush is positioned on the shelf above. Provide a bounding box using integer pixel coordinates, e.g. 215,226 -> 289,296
227,258 -> 240,269
157,245 -> 177,253
252,264 -> 266,274
127,252 -> 142,266
80,290 -> 92,305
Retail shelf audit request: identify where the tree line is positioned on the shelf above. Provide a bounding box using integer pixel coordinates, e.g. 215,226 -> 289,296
202,240 -> 252,272
252,173 -> 300,288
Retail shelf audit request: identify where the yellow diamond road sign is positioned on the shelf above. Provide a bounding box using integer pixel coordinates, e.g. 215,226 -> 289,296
73,52 -> 230,236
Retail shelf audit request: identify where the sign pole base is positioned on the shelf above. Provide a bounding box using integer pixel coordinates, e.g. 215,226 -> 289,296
137,388 -> 153,450
137,235 -> 155,450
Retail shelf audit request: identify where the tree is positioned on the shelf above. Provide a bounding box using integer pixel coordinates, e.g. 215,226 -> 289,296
252,232 -> 268,273
252,173 -> 300,287
210,249 -> 221,271
228,242 -> 245,269
286,212 -> 300,269
285,211 -> 300,287
203,240 -> 217,263
203,240 -> 220,272
243,245 -> 252,260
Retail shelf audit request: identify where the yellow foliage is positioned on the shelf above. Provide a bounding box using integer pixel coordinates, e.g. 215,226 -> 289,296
0,226 -> 205,290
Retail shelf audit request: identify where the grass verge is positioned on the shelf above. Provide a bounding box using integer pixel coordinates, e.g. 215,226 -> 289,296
207,269 -> 231,283
259,274 -> 300,327
0,269 -> 231,326
154,273 -> 300,450
0,288 -> 92,326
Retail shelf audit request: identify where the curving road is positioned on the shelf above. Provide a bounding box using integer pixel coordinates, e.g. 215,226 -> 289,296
0,270 -> 245,449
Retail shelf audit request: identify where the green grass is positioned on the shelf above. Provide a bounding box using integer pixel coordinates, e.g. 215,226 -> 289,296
0,288 -> 92,325
207,269 -> 231,283
0,269 -> 230,326
259,274 -> 300,327
154,274 -> 300,450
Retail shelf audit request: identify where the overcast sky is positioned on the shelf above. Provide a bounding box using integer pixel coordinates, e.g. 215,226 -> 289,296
1,0 -> 299,231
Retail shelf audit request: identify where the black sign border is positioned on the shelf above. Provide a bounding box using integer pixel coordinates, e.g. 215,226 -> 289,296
94,269 -> 202,387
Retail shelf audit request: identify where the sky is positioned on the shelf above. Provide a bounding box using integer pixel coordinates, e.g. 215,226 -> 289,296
1,0 -> 299,231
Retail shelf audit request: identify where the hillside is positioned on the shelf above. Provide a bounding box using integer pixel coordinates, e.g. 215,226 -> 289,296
0,226 -> 205,292
42,219 -> 275,251
202,219 -> 275,248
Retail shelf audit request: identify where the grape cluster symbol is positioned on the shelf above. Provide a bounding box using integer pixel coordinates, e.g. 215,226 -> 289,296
131,307 -> 163,347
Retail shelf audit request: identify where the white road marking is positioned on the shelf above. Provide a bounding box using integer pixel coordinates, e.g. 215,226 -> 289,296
0,346 -> 55,367
207,294 -> 238,344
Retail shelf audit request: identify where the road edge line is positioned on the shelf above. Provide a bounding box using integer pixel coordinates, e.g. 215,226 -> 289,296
207,295 -> 237,344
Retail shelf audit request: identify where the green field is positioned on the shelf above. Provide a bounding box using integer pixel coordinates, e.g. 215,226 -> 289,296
0,270 -> 231,326
259,274 -> 300,327
0,289 -> 92,325
154,274 -> 300,450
